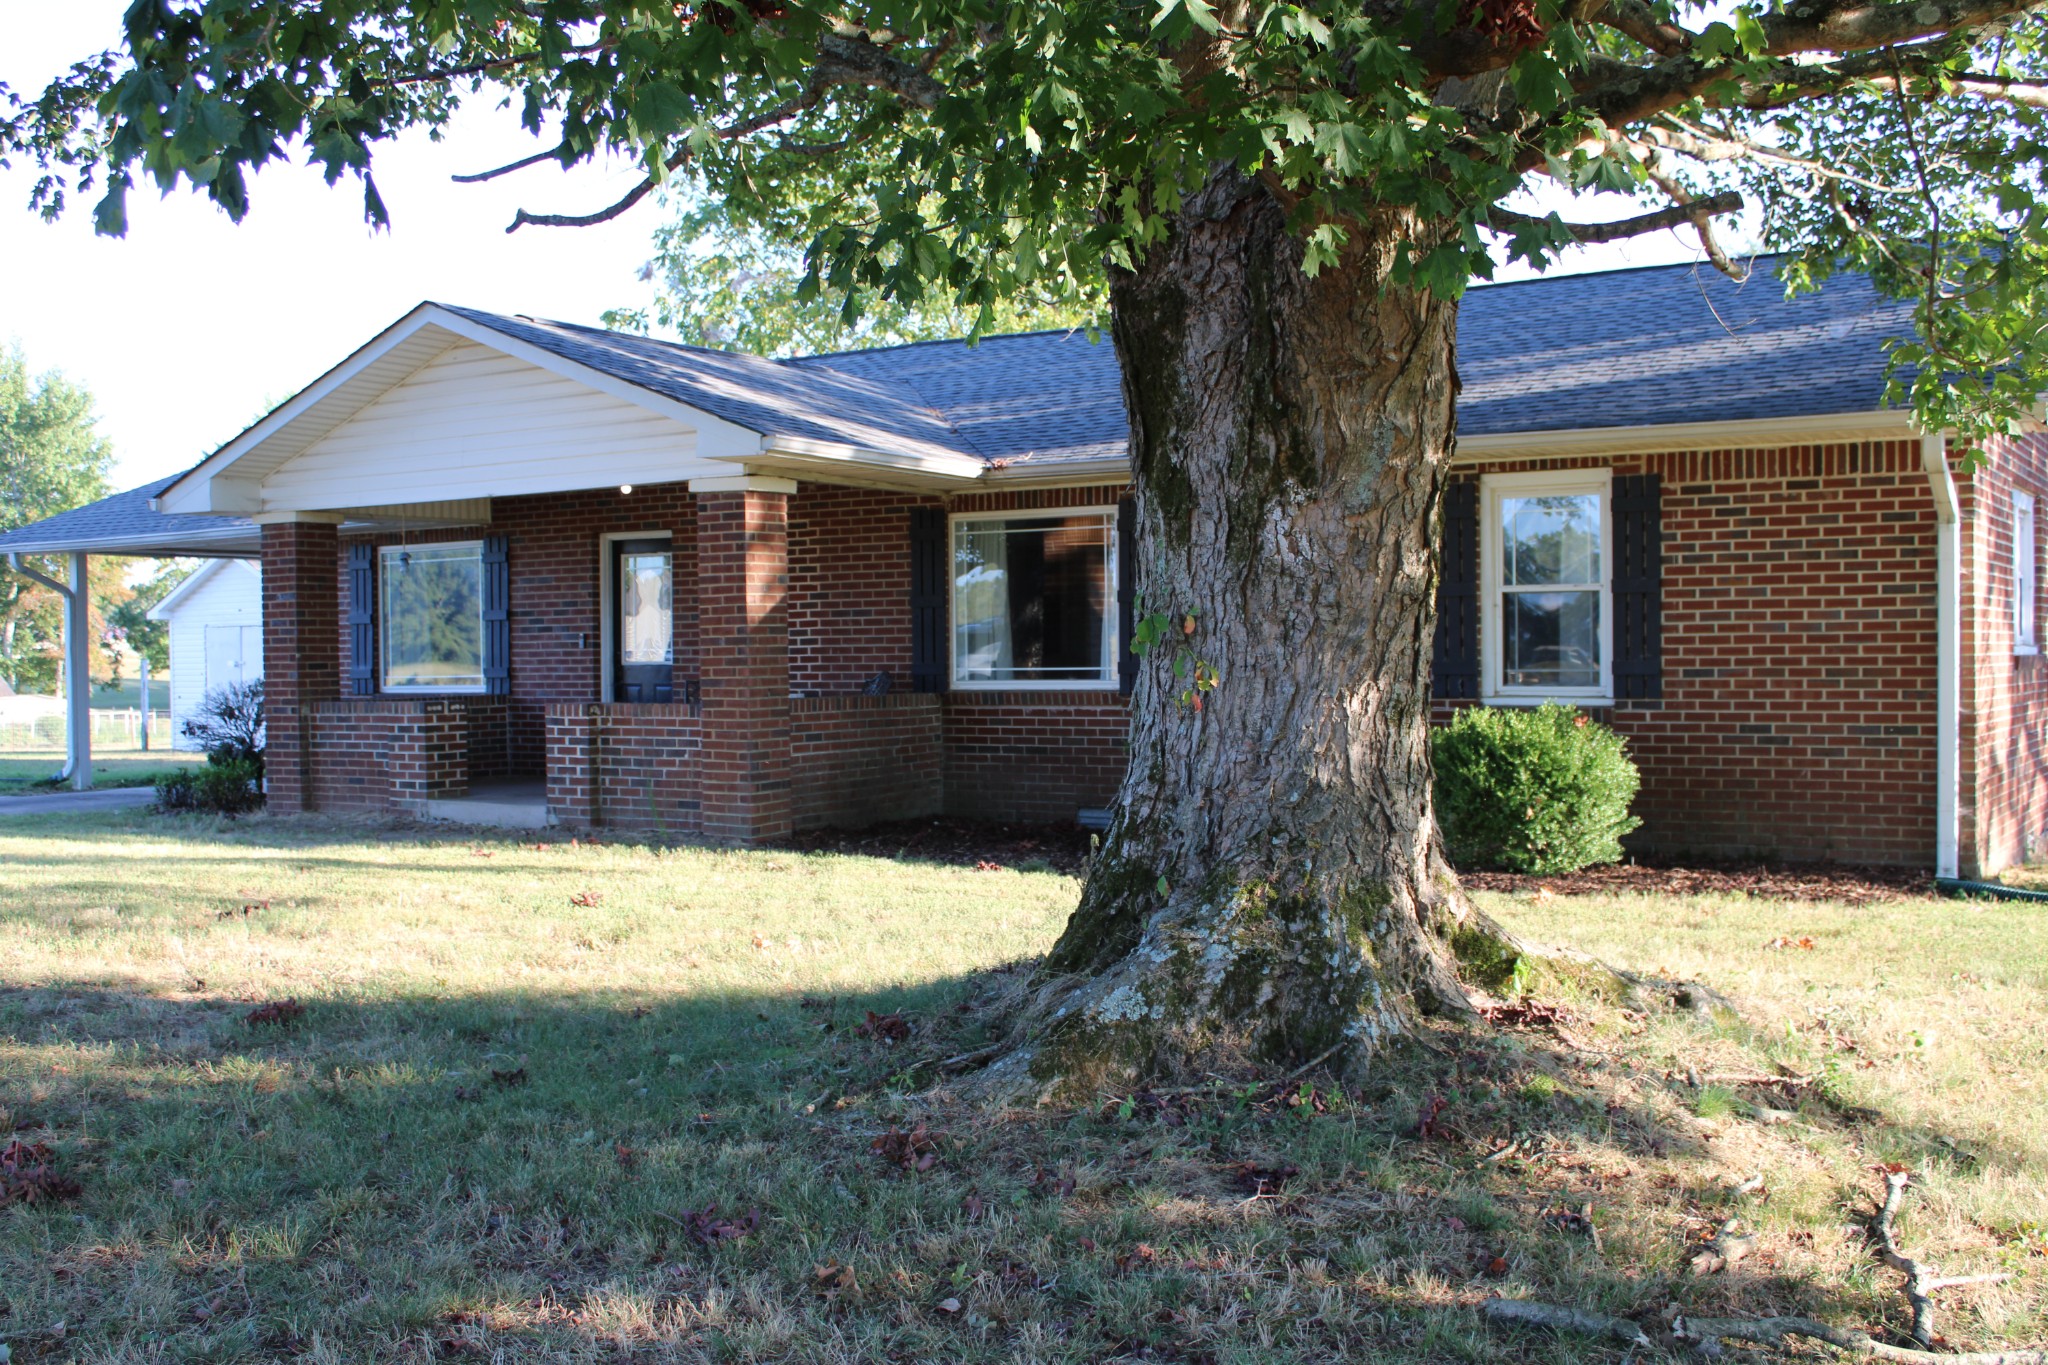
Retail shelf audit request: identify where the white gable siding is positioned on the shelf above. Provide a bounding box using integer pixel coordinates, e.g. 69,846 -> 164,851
160,561 -> 263,752
259,341 -> 722,510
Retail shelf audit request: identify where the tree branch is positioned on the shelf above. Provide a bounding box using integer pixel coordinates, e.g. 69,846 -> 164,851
1485,1172 -> 2037,1365
452,144 -> 565,185
1588,0 -> 1697,55
1483,189 -> 1743,245
1866,69 -> 2048,107
502,34 -> 941,230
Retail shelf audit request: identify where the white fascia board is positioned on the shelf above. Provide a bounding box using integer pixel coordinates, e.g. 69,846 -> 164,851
982,456 -> 1133,489
753,435 -> 991,489
1453,409 -> 1916,461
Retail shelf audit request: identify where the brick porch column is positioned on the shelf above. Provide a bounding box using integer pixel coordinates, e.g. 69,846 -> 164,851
692,476 -> 795,843
258,513 -> 344,814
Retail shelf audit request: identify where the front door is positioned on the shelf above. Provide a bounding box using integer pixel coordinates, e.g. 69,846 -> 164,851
612,538 -> 674,703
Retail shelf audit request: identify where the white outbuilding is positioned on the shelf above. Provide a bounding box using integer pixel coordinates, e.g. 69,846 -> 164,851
147,559 -> 263,751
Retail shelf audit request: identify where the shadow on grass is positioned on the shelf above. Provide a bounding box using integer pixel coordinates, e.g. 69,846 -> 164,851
3,963 -> 2029,1364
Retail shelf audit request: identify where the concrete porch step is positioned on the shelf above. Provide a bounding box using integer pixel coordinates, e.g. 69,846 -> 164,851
420,779 -> 554,830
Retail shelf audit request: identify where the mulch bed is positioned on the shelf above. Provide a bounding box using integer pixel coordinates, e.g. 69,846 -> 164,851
786,821 -> 1932,904
783,818 -> 1096,874
1461,858 -> 1934,906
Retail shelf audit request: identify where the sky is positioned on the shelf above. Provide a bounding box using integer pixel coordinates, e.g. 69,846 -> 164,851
0,1 -> 1716,493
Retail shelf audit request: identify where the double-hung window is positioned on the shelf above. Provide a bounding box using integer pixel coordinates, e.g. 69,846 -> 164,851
1481,471 -> 1612,702
380,541 -> 487,692
2016,490 -> 2038,655
951,509 -> 1118,687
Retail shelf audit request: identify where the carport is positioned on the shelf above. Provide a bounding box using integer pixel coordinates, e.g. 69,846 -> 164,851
0,475 -> 257,789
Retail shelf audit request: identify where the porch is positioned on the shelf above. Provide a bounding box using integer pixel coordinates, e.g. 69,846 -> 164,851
261,477 -> 955,841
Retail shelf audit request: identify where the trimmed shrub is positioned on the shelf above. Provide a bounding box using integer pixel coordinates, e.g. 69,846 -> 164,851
155,757 -> 264,816
1432,703 -> 1641,874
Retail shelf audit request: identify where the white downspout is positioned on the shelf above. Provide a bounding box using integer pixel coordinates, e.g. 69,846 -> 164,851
1922,433 -> 1960,879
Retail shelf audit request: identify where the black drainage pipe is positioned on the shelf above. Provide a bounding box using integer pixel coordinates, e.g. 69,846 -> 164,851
1934,876 -> 2048,903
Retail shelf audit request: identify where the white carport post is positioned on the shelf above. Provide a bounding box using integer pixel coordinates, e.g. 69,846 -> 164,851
65,552 -> 92,790
8,549 -> 94,790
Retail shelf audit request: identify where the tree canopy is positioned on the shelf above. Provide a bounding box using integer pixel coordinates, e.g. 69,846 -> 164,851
606,196 -> 1095,353
0,345 -> 114,693
7,0 -> 2048,438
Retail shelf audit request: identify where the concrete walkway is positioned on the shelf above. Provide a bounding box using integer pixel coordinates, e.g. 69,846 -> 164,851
0,787 -> 155,817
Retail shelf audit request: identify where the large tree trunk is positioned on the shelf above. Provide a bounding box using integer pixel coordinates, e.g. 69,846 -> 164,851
994,173 -> 1508,1100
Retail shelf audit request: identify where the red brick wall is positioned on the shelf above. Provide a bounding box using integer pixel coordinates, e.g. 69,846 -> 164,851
261,518 -> 342,815
546,702 -> 703,835
788,486 -> 940,694
1436,441 -> 1939,865
791,694 -> 944,830
303,697 -> 506,812
941,690 -> 1129,822
696,488 -> 793,841
336,483 -> 699,772
1961,434 -> 2048,875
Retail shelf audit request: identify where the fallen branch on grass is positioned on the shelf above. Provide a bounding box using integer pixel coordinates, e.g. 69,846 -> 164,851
1872,1168 -> 2014,1347
1483,1298 -> 2045,1364
1485,1171 -> 2037,1364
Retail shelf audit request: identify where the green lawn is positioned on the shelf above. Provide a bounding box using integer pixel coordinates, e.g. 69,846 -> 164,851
0,812 -> 2041,1362
0,745 -> 202,796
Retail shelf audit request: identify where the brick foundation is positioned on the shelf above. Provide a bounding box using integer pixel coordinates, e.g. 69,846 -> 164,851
545,702 -> 703,834
305,697 -> 508,813
792,694 -> 944,830
941,690 -> 1129,823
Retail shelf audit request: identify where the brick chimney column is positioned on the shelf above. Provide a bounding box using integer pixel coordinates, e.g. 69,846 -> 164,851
258,513 -> 344,814
692,477 -> 795,843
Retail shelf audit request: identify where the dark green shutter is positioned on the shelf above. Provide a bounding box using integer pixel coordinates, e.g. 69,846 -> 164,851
482,533 -> 510,696
1118,497 -> 1138,695
908,507 -> 947,693
1432,480 -> 1480,700
347,542 -> 377,696
1612,473 -> 1663,700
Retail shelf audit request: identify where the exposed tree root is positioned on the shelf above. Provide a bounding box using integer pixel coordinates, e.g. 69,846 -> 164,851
1485,1173 -> 2036,1364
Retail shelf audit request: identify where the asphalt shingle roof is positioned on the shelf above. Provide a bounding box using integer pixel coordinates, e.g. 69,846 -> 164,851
439,305 -> 977,462
0,475 -> 256,557
458,257 -> 1915,465
0,260 -> 1923,556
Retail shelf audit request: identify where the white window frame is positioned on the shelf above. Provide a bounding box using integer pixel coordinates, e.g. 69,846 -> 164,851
378,539 -> 489,695
2015,490 -> 2038,655
1480,469 -> 1614,704
948,506 -> 1121,691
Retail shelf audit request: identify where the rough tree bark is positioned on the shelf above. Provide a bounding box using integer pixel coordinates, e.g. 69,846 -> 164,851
987,171 -> 1519,1100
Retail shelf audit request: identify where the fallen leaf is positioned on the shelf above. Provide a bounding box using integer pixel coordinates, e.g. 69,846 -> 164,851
671,1203 -> 758,1244
937,1297 -> 962,1314
569,890 -> 603,907
855,1011 -> 912,1044
243,999 -> 305,1028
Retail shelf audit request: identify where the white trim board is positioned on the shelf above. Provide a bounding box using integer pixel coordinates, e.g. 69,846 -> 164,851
1478,468 -> 1615,706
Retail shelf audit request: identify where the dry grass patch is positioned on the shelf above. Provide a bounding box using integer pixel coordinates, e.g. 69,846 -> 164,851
0,810 -> 2042,1363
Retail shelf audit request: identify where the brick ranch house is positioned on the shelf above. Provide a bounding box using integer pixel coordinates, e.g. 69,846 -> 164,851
6,259 -> 2046,877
